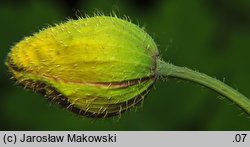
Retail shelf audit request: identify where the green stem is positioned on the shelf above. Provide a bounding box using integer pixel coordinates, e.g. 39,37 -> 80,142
156,59 -> 250,114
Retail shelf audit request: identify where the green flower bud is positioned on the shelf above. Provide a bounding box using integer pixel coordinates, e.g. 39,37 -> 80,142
6,16 -> 159,118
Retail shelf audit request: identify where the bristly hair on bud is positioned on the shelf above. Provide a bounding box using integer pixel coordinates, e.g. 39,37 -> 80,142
6,13 -> 159,118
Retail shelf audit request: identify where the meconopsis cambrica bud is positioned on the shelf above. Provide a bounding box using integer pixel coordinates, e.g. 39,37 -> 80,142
6,16 -> 159,118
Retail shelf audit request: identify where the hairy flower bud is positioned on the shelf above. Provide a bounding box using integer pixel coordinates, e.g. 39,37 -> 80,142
6,16 -> 159,118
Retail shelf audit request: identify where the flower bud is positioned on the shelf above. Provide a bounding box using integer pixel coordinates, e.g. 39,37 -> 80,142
6,16 -> 159,118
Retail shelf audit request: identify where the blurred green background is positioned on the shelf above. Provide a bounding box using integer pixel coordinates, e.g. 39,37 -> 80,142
1,0 -> 250,130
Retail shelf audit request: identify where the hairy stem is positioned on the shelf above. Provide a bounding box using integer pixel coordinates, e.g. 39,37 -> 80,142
156,59 -> 250,114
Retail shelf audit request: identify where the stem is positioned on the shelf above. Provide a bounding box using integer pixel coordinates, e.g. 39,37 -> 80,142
156,59 -> 250,114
